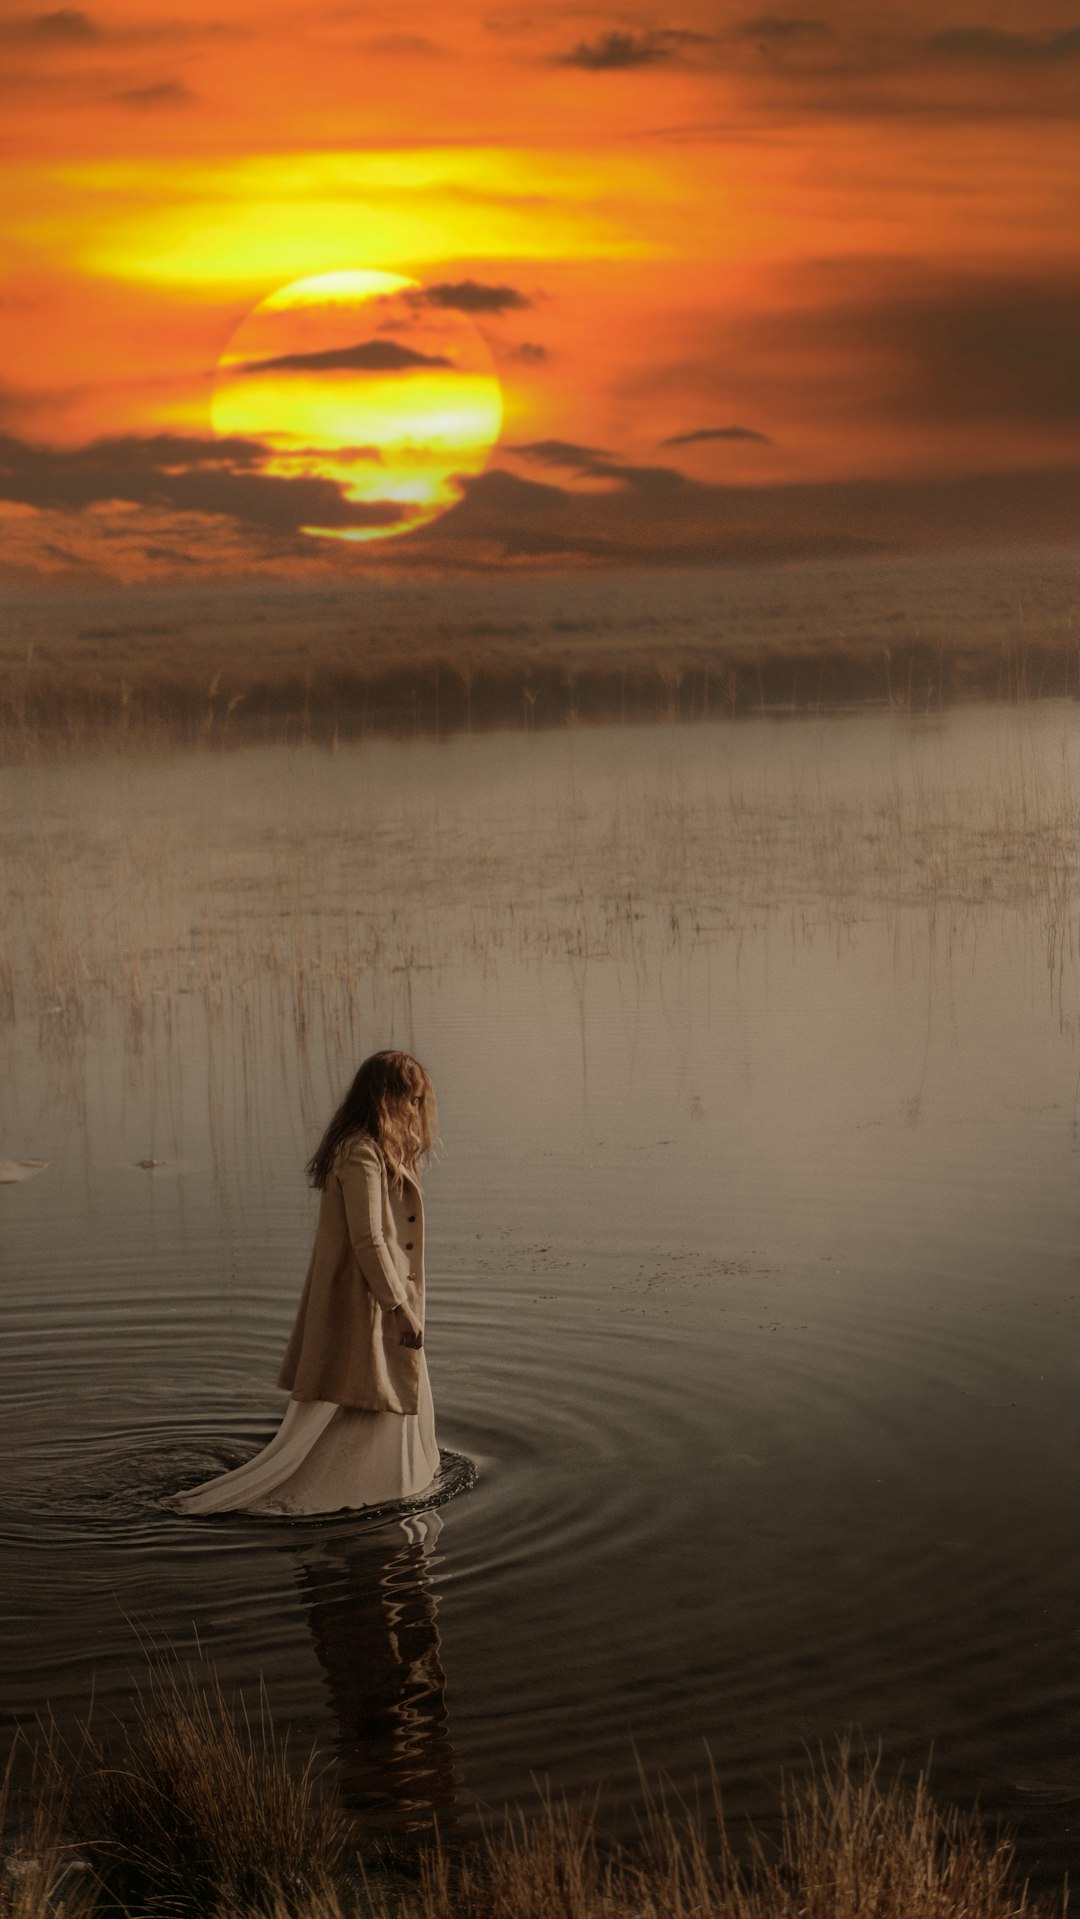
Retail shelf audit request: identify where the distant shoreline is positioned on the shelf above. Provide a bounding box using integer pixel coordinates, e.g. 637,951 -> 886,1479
3,632 -> 1079,757
3,549 -> 1077,754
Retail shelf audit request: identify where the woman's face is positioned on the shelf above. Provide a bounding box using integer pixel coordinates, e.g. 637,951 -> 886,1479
403,1078 -> 434,1151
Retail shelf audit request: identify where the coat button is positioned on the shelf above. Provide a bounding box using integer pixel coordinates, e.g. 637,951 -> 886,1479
408,1270 -> 417,1280
405,1241 -> 414,1250
407,1214 -> 416,1222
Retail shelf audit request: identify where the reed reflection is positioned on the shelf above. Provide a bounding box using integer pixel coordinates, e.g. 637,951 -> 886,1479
291,1512 -> 459,1830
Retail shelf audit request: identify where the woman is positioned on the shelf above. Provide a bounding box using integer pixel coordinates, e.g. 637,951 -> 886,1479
177,1051 -> 441,1518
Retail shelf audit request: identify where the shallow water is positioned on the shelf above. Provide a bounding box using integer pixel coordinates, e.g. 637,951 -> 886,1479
4,707 -> 1080,1879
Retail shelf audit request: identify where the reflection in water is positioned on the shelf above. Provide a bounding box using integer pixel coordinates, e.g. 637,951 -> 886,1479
292,1513 -> 459,1830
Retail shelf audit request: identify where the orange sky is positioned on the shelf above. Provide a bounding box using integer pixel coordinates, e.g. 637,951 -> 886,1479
1,0 -> 1079,577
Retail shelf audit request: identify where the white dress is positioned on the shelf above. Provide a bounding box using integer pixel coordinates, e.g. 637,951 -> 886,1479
176,1351 -> 440,1518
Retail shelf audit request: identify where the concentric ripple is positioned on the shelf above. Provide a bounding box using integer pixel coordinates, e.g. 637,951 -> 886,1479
0,1434 -> 477,1550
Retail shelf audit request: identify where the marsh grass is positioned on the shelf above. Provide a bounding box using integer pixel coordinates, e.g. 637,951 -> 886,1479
6,1675 -> 1067,1919
6,550 -> 1080,762
414,1752 -> 1066,1919
0,1735 -> 96,1919
53,1663 -> 347,1916
3,600 -> 1080,764
7,712 -> 1080,1063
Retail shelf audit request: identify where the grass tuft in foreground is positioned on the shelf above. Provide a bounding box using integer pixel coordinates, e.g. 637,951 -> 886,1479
3,1664 -> 1068,1918
415,1748 -> 1066,1919
0,1734 -> 96,1919
65,1664 -> 346,1915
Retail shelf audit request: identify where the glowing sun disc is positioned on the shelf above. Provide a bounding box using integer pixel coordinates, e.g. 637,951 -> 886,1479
212,268 -> 504,542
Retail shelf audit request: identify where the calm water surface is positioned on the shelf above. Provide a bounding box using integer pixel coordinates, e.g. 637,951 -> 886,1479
3,707 -> 1080,1883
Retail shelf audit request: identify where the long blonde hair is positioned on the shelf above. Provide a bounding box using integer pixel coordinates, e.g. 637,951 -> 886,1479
306,1051 -> 438,1191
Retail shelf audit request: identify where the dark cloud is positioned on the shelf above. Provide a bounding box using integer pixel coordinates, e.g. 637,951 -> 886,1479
662,425 -> 774,447
556,28 -> 708,70
0,432 -> 404,533
0,8 -> 101,41
237,340 -> 453,376
10,430 -> 1080,571
511,439 -> 695,496
888,280 -> 1080,424
114,79 -> 196,107
419,460 -> 824,562
506,342 -> 548,363
636,263 -> 1080,434
0,5 -> 227,45
413,457 -> 1080,567
731,15 -> 832,46
33,432 -> 269,468
511,439 -> 612,470
514,439 -> 617,473
558,30 -> 669,70
615,14 -> 1080,122
926,25 -> 1080,61
572,457 -> 689,495
414,280 -> 531,314
426,467 -> 626,560
140,543 -> 200,564
766,269 -> 1080,426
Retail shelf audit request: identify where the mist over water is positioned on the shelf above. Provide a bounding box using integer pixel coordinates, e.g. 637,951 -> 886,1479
4,703 -> 1080,1880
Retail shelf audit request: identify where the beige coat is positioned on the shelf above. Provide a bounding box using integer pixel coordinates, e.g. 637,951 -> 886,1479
276,1132 -> 425,1414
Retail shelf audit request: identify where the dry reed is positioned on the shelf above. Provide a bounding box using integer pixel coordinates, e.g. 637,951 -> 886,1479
409,1758 -> 1065,1919
2,608 -> 1079,764
4,1663 -> 1068,1919
7,715 -> 1080,1065
0,1733 -> 96,1919
56,1661 -> 347,1915
3,541 -> 1080,766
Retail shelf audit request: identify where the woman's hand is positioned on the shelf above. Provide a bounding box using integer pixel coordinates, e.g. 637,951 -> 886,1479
392,1302 -> 424,1349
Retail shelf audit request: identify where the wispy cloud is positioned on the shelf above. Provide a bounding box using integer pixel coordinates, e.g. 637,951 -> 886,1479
556,27 -> 709,71
926,24 -> 1080,62
0,7 -> 232,47
731,15 -> 832,47
0,9 -> 102,43
114,79 -> 196,108
511,438 -> 611,468
413,279 -> 532,313
236,340 -> 454,376
661,424 -> 773,446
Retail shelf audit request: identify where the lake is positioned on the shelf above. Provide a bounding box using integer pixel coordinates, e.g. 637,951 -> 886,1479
3,702 -> 1080,1884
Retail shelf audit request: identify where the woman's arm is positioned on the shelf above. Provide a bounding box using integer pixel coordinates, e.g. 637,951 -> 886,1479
338,1136 -> 411,1312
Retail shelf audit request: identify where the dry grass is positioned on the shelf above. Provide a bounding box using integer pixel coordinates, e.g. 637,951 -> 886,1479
411,1751 -> 1066,1919
55,1662 -> 348,1915
0,1735 -> 96,1919
7,1680 -> 1067,1919
3,555 -> 1080,761
2,635 -> 1077,763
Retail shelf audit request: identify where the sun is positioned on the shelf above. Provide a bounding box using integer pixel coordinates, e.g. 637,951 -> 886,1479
211,268 -> 504,543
